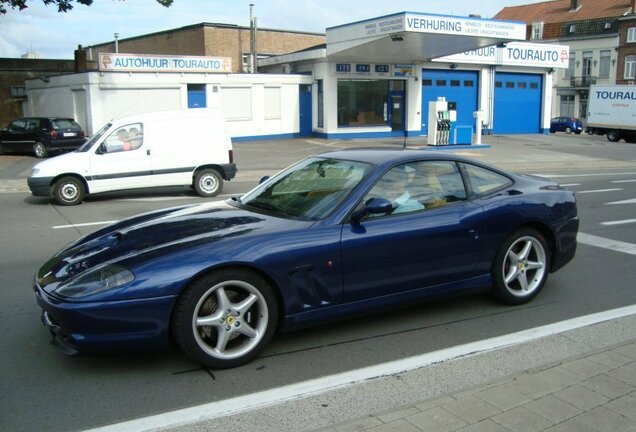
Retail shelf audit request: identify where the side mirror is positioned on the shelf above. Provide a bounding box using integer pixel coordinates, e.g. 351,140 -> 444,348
351,198 -> 393,222
259,176 -> 270,185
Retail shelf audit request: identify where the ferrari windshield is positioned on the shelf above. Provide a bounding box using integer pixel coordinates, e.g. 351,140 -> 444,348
240,157 -> 373,220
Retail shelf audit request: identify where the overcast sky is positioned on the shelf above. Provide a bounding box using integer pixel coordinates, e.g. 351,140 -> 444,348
0,0 -> 537,59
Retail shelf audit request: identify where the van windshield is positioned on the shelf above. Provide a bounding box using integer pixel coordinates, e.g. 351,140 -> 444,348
76,123 -> 112,152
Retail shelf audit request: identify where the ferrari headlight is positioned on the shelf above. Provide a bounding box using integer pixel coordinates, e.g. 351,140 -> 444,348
54,264 -> 134,299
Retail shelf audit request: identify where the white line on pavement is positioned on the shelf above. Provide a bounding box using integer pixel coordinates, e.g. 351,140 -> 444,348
612,179 -> 636,183
83,304 -> 636,432
535,172 -> 636,178
601,219 -> 636,226
606,198 -> 636,205
577,188 -> 622,194
559,183 -> 581,187
577,232 -> 636,255
53,221 -> 117,229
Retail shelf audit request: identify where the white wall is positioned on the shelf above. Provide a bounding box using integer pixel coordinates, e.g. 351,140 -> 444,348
24,72 -> 313,138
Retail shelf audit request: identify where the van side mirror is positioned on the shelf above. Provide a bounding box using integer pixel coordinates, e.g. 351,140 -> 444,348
259,176 -> 270,185
351,198 -> 393,222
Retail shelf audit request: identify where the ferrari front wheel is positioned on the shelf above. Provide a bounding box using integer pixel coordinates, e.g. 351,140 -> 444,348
172,269 -> 278,369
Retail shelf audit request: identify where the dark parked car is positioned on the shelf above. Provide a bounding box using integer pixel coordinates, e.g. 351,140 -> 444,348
33,150 -> 578,369
0,117 -> 86,158
549,117 -> 583,134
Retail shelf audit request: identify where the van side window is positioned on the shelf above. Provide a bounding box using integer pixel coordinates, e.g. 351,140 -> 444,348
102,123 -> 144,153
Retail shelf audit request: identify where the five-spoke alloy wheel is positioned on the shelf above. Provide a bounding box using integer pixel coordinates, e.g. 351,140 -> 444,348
172,269 -> 278,369
492,228 -> 550,304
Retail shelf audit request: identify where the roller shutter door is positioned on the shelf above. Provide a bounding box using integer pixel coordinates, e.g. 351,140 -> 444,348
421,70 -> 478,134
494,73 -> 542,134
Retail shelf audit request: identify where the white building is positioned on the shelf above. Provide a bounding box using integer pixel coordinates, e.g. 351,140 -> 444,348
24,12 -> 569,144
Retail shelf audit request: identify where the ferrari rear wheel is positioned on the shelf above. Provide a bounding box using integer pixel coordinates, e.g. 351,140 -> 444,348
491,228 -> 550,305
172,269 -> 278,369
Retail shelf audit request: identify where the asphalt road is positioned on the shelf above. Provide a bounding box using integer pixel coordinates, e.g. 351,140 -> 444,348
1,133 -> 636,431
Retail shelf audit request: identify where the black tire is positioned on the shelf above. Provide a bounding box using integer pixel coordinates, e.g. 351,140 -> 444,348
53,176 -> 85,206
172,269 -> 278,369
491,228 -> 550,305
0,143 -> 4,155
194,169 -> 223,197
607,130 -> 621,142
33,142 -> 48,158
565,127 -> 572,134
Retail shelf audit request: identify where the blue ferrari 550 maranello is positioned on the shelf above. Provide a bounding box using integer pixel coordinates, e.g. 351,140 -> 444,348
34,149 -> 579,369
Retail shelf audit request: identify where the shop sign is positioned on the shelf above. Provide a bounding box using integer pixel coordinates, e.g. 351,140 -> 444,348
404,14 -> 525,40
393,64 -> 414,77
433,42 -> 569,68
99,53 -> 232,73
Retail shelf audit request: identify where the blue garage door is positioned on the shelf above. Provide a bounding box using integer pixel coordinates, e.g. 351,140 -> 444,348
494,73 -> 542,134
421,70 -> 479,135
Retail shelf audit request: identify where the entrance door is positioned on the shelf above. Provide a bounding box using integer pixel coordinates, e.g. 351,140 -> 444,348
388,91 -> 405,135
299,84 -> 312,136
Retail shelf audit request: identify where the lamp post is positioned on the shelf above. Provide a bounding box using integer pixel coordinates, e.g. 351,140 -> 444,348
114,32 -> 119,53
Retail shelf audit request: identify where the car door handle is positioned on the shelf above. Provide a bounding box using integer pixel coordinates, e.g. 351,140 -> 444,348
468,229 -> 479,240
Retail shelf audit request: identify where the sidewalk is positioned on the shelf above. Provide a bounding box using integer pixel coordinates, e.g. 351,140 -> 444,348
319,341 -> 636,432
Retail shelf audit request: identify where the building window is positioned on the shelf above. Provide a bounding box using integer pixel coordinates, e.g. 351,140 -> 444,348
625,55 -> 636,79
337,80 -> 391,127
221,87 -> 252,120
531,22 -> 543,40
582,51 -> 593,77
599,50 -> 611,79
566,54 -> 575,78
264,87 -> 281,120
628,27 -> 636,43
10,86 -> 26,98
317,80 -> 324,128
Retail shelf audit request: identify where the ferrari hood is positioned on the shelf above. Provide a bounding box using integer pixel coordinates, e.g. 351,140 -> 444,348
36,200 -> 305,293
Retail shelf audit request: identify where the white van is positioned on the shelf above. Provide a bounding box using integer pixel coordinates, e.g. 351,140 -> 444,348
27,109 -> 236,205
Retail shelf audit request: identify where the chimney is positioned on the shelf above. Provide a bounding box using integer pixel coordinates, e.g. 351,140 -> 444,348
74,45 -> 87,73
570,0 -> 580,11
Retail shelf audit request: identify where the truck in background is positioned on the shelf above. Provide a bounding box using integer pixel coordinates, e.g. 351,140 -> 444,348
586,85 -> 636,143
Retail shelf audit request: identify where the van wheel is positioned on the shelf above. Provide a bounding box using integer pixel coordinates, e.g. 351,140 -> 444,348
194,169 -> 223,197
34,142 -> 48,158
53,176 -> 85,206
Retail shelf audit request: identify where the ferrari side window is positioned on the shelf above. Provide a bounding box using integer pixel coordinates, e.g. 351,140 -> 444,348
461,163 -> 512,196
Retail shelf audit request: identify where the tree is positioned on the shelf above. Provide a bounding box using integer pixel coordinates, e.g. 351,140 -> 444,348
0,0 -> 173,15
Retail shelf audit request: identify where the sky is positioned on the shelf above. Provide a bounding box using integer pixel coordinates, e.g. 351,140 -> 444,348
0,0 -> 538,59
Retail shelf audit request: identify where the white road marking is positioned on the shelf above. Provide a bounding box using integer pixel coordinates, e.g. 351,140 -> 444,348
577,232 -> 636,255
606,198 -> 636,205
536,172 -> 636,178
559,183 -> 581,187
84,304 -> 636,432
601,219 -> 636,226
612,179 -> 636,183
53,221 -> 117,229
577,188 -> 622,194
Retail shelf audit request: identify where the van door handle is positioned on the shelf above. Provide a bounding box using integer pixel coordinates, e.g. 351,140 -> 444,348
146,149 -> 151,156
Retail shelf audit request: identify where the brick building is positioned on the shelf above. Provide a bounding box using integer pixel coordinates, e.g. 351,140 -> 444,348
618,13 -> 636,85
0,57 -> 75,128
495,0 -> 635,120
83,22 -> 325,74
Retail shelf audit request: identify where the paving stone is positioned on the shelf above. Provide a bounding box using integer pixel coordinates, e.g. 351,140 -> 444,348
414,396 -> 456,412
608,364 -> 636,386
524,395 -> 582,423
574,406 -> 635,432
506,373 -> 562,399
580,374 -> 635,399
544,417 -> 599,432
588,350 -> 634,368
474,385 -> 532,411
560,358 -> 611,378
553,384 -> 610,410
335,416 -> 383,432
491,406 -> 554,432
456,419 -> 511,432
531,366 -> 582,388
605,394 -> 636,421
377,407 -> 421,423
367,419 -> 422,432
441,395 -> 501,424
406,407 -> 468,432
613,343 -> 636,360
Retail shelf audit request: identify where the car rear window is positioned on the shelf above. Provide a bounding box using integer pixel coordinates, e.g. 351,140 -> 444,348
52,119 -> 80,129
